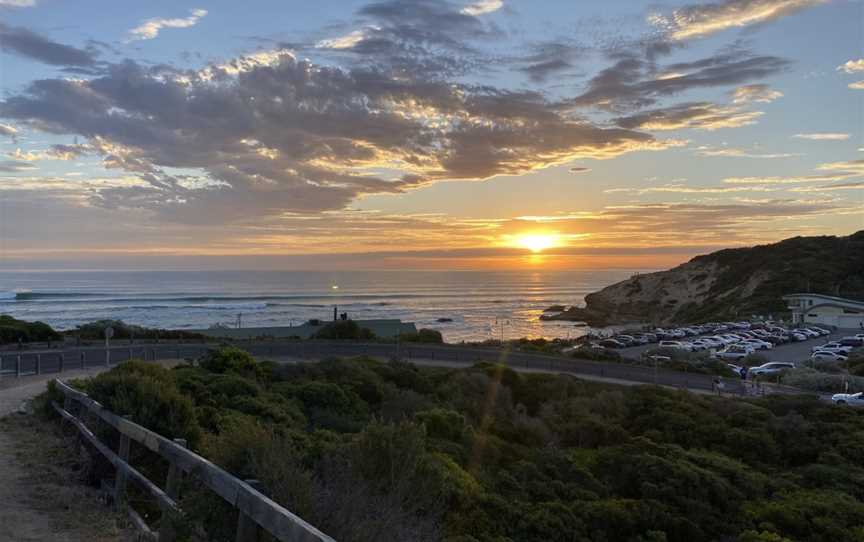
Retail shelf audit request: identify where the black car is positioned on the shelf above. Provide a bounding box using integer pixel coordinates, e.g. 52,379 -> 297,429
599,339 -> 625,348
840,337 -> 864,347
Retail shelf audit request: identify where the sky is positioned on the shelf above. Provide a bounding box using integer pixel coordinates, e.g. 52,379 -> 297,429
0,0 -> 861,271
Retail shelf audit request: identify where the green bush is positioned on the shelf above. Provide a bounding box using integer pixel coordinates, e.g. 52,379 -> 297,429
0,314 -> 61,344
400,329 -> 444,344
199,347 -> 260,378
69,319 -> 203,341
313,320 -> 376,340
85,360 -> 201,446
781,368 -> 864,393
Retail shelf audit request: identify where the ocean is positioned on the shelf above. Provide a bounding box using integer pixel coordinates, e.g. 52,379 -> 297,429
0,269 -> 639,342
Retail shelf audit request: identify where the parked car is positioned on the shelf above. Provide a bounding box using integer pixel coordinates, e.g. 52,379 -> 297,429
658,340 -> 690,351
810,342 -> 853,354
715,345 -> 755,361
599,339 -> 625,348
832,392 -> 864,406
741,338 -> 773,350
749,362 -> 795,376
789,332 -> 808,342
810,351 -> 848,362
840,337 -> 864,347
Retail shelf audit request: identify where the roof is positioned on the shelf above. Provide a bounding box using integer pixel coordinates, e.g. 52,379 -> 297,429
783,293 -> 864,310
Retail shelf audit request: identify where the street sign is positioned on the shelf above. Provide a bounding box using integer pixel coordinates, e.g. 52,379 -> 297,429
105,327 -> 114,340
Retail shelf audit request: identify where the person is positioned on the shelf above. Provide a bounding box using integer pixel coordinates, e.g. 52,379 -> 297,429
712,377 -> 721,395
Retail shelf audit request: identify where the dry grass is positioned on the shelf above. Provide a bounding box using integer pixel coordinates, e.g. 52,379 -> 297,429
0,412 -> 133,542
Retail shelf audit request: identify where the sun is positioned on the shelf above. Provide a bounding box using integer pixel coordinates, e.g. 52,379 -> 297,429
515,233 -> 559,253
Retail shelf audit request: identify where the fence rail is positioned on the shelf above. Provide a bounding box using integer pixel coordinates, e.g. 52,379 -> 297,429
52,378 -> 335,542
0,339 -> 807,397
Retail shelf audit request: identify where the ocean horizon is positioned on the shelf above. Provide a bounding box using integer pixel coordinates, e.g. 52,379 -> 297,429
0,269 -> 643,342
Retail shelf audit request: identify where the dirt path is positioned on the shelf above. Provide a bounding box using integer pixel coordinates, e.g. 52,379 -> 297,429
0,367 -> 110,418
0,361 -> 181,541
0,413 -> 131,542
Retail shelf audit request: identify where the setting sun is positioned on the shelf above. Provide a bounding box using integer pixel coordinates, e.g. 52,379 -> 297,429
515,233 -> 560,253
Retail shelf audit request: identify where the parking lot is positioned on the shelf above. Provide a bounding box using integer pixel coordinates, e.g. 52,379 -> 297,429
617,329 -> 851,364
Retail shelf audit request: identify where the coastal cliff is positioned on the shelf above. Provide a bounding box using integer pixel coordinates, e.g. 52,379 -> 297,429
549,231 -> 864,326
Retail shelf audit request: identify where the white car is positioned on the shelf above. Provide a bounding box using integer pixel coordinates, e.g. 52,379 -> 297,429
798,328 -> 820,338
741,338 -> 773,350
715,345 -> 755,361
810,342 -> 852,354
832,392 -> 864,406
750,362 -> 795,376
658,340 -> 690,351
810,351 -> 848,362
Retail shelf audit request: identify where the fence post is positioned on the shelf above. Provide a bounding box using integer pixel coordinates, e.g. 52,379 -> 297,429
129,348 -> 133,361
159,438 -> 187,542
236,479 -> 264,542
16,355 -> 21,378
115,428 -> 131,510
80,351 -> 86,370
35,354 -> 41,375
59,353 -> 65,373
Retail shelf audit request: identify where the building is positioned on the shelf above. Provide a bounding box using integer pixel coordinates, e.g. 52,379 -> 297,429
188,319 -> 418,340
782,293 -> 864,329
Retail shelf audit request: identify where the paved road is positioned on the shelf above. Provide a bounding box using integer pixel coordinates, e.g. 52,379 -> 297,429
616,330 -> 853,364
0,340 -> 752,395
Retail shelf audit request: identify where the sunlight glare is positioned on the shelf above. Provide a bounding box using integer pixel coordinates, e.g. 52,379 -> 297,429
515,233 -> 559,253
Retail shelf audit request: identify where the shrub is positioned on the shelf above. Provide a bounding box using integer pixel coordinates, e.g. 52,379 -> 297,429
70,319 -> 203,341
0,314 -> 61,344
313,320 -> 376,340
400,329 -> 444,344
570,346 -> 621,362
781,368 -> 864,393
199,347 -> 260,378
85,361 -> 201,446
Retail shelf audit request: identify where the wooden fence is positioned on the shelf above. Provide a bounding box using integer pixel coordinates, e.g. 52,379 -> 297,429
52,378 -> 335,542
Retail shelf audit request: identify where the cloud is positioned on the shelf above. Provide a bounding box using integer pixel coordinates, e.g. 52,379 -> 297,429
127,9 -> 208,42
790,181 -> 864,192
569,166 -> 590,174
572,51 -> 789,111
0,123 -> 18,139
650,0 -> 827,41
792,132 -> 850,140
0,160 -> 37,172
0,0 -> 36,7
695,146 -> 794,158
461,0 -> 502,16
0,23 -> 98,66
849,81 -> 864,90
604,183 -> 780,195
838,59 -> 864,73
730,83 -> 783,103
514,40 -> 585,82
0,55 -> 671,223
724,159 -> 864,184
615,102 -> 763,131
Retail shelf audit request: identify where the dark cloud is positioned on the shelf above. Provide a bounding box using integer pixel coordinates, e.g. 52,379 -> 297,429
614,101 -> 762,131
310,0 -> 503,78
0,22 -> 98,66
569,167 -> 590,174
0,54 -> 660,223
571,51 -> 789,111
0,160 -> 37,172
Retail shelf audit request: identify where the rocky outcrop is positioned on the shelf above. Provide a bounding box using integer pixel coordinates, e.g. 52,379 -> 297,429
546,231 -> 864,326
